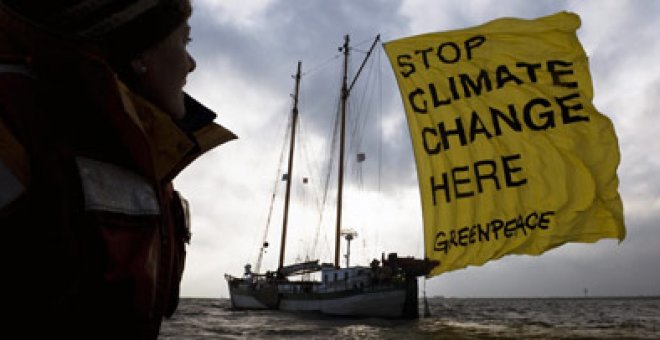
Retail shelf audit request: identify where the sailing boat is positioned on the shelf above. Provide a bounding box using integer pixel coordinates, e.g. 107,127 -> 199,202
226,12 -> 626,318
225,35 -> 437,318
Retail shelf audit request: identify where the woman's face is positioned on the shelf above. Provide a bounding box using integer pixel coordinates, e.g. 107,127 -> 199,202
132,21 -> 196,120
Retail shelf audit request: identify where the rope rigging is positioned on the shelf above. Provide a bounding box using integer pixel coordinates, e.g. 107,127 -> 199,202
254,100 -> 294,273
255,35 -> 385,268
307,36 -> 384,264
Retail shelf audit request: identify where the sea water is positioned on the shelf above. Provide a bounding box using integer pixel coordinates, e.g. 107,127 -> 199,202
160,297 -> 659,339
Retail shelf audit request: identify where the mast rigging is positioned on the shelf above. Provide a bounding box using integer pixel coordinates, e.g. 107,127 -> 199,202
279,61 -> 302,270
334,34 -> 381,268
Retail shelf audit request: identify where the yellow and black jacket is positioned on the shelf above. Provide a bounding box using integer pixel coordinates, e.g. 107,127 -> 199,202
0,5 -> 235,339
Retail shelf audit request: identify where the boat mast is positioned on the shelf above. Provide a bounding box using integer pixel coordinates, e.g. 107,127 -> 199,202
334,34 -> 381,268
279,61 -> 302,270
335,35 -> 349,268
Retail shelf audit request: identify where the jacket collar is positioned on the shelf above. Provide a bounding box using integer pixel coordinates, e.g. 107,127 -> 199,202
117,81 -> 237,182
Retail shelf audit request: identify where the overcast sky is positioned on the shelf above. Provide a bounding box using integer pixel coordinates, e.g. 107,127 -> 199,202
175,0 -> 660,298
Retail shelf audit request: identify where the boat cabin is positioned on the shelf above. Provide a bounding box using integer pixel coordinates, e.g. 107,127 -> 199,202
319,264 -> 373,292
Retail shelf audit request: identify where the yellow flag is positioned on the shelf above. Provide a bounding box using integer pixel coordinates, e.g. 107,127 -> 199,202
383,11 -> 625,276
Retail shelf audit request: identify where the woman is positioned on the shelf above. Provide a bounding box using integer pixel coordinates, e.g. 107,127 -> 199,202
0,1 -> 235,338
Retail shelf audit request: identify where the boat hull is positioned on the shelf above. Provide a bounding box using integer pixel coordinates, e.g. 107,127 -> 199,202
226,276 -> 279,310
229,289 -> 272,310
226,276 -> 419,318
225,255 -> 432,318
280,287 -> 408,318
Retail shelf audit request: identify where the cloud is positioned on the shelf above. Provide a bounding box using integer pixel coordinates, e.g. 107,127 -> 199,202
196,0 -> 275,29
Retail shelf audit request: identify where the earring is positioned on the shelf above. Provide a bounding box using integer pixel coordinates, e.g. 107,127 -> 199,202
131,58 -> 148,75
